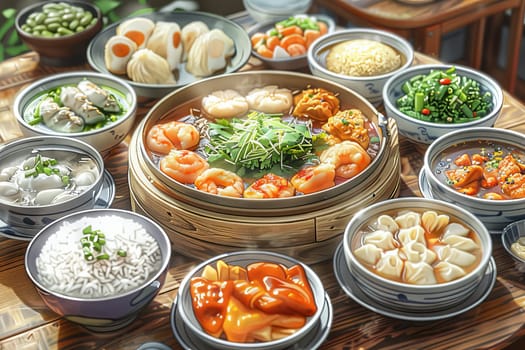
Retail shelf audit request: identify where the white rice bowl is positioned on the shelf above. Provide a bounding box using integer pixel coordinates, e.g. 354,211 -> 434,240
36,214 -> 162,298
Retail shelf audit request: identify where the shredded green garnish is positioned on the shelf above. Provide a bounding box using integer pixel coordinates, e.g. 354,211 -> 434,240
205,111 -> 318,171
80,225 -> 126,262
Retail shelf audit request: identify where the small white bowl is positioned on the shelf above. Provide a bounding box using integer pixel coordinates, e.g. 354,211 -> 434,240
176,250 -> 326,350
247,14 -> 335,70
501,219 -> 525,272
308,28 -> 414,106
342,197 -> 492,313
243,0 -> 312,23
383,64 -> 503,144
422,127 -> 525,233
14,71 -> 137,154
25,208 -> 171,331
0,136 -> 106,237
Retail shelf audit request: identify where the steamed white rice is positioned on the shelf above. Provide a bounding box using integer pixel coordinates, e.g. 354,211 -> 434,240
326,39 -> 402,77
35,215 -> 161,298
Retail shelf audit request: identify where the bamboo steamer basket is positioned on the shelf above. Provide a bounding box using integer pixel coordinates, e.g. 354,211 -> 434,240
128,71 -> 401,263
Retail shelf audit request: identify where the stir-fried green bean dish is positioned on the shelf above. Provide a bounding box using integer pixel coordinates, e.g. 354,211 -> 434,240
396,66 -> 493,124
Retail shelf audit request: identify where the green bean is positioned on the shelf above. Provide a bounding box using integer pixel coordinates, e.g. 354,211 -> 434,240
20,2 -> 96,38
395,66 -> 493,124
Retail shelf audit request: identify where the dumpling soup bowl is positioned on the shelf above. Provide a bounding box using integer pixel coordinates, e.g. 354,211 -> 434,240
342,197 -> 492,313
0,136 -> 105,237
14,71 -> 137,154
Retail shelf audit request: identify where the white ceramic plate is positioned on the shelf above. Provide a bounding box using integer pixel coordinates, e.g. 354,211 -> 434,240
333,242 -> 496,321
170,293 -> 333,350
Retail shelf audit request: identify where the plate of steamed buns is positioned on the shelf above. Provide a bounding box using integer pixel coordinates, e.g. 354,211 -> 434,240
87,11 -> 252,100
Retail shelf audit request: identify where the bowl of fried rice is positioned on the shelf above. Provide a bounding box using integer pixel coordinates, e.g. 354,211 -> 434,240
308,28 -> 414,106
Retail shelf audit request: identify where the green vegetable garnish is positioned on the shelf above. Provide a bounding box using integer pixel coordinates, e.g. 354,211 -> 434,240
396,66 -> 493,124
79,225 -> 126,262
205,111 -> 317,172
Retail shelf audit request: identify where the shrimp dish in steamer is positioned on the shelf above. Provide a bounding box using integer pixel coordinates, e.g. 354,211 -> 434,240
144,85 -> 381,199
144,82 -> 383,199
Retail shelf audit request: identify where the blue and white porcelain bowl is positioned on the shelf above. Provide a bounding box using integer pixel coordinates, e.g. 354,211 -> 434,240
422,127 -> 525,233
0,136 -> 105,237
308,28 -> 414,106
342,197 -> 492,313
383,64 -> 503,144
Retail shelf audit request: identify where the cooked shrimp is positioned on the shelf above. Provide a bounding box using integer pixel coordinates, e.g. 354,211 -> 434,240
245,85 -> 293,114
290,163 -> 336,194
319,141 -> 371,179
147,121 -> 200,155
244,173 -> 295,199
194,168 -> 244,197
202,89 -> 249,119
160,149 -> 209,184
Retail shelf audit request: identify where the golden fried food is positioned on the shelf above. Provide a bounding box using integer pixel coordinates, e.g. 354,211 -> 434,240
322,109 -> 370,149
292,88 -> 339,121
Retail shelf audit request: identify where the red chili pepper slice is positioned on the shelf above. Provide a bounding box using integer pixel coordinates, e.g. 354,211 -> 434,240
439,78 -> 451,85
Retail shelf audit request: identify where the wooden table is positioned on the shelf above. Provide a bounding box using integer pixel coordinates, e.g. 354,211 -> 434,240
313,0 -> 525,95
2,33 -> 525,350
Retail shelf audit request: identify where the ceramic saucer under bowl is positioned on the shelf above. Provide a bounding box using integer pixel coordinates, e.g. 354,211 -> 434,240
0,170 -> 115,241
170,294 -> 333,350
333,242 -> 496,321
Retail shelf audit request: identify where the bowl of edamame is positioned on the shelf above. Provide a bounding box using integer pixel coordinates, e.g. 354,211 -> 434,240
15,1 -> 102,66
382,64 -> 503,144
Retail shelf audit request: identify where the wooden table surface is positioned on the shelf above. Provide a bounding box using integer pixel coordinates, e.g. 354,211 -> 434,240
1,22 -> 525,350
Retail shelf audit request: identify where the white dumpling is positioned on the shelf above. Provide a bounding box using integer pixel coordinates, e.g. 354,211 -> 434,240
375,214 -> 399,233
443,234 -> 478,252
435,261 -> 466,282
442,222 -> 470,238
39,97 -> 85,133
104,35 -> 137,75
186,29 -> 234,77
78,80 -> 121,113
0,166 -> 18,181
60,87 -> 105,125
202,89 -> 249,119
146,21 -> 183,71
405,261 -> 436,285
0,181 -> 19,202
34,188 -> 65,205
127,48 -> 176,84
398,225 -> 426,246
74,170 -> 98,187
363,230 -> 397,250
24,174 -> 64,191
439,246 -> 476,267
401,241 -> 437,264
376,249 -> 404,279
395,211 -> 421,229
51,192 -> 78,204
116,17 -> 155,49
353,243 -> 382,265
181,21 -> 209,61
245,85 -> 293,114
421,210 -> 449,233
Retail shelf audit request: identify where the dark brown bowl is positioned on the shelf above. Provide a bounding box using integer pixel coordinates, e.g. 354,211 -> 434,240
15,1 -> 102,66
